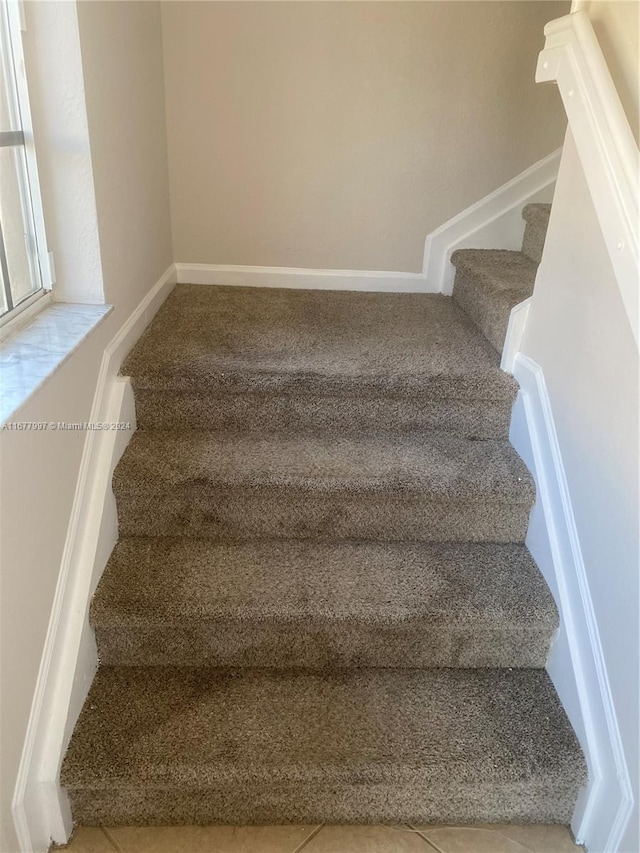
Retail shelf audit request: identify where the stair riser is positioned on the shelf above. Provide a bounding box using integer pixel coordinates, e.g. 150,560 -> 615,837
133,389 -> 512,439
115,490 -> 532,542
94,621 -> 553,668
67,779 -> 579,826
452,270 -> 509,354
522,219 -> 547,265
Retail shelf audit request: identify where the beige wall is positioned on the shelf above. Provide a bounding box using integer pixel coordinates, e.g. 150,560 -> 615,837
0,4 -> 172,851
162,0 -> 569,272
581,0 -> 639,141
77,0 -> 173,317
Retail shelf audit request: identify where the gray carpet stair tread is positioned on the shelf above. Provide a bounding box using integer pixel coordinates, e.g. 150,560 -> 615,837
61,666 -> 585,794
113,431 -> 535,503
450,249 -> 538,303
122,286 -> 516,401
522,203 -> 552,229
133,388 -> 515,438
450,250 -> 539,353
91,540 -> 557,668
521,204 -> 551,265
93,539 -> 555,628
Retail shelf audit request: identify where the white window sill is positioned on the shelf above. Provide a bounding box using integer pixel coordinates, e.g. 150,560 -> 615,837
0,301 -> 113,423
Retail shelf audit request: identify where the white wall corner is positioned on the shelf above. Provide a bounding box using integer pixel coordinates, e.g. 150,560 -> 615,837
501,297 -> 532,375
422,149 -> 561,295
11,263 -> 177,853
509,352 -> 634,853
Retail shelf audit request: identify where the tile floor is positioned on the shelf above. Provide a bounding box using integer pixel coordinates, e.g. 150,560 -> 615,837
58,823 -> 584,852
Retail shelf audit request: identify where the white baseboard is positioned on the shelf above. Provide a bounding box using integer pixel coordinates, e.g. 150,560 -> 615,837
11,264 -> 177,853
510,353 -> 634,853
423,149 -> 561,295
175,263 -> 432,292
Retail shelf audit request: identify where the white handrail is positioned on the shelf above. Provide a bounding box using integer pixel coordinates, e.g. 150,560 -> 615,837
536,10 -> 640,346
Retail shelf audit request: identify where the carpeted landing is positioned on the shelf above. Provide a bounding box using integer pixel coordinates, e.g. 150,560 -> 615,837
62,202 -> 587,826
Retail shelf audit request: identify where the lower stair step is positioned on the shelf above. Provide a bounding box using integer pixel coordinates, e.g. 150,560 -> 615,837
92,540 -> 558,668
62,667 -> 586,826
113,431 -> 535,541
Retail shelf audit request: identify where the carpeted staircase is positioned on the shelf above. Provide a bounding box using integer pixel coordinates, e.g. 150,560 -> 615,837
62,202 -> 587,826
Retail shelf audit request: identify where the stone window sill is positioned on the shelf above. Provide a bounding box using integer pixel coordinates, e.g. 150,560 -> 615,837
0,301 -> 113,423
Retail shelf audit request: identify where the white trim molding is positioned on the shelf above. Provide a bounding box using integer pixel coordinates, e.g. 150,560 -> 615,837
11,264 -> 177,853
175,263 -> 431,293
422,149 -> 561,295
510,353 -> 634,853
536,10 -> 640,347
501,297 -> 531,375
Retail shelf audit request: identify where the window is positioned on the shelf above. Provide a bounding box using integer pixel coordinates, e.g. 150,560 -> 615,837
0,0 -> 51,324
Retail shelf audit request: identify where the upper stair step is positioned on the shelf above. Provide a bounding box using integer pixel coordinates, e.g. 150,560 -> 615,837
451,249 -> 538,354
123,286 -> 516,437
92,539 -> 558,669
61,666 -> 587,826
113,431 -> 535,542
522,203 -> 552,265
